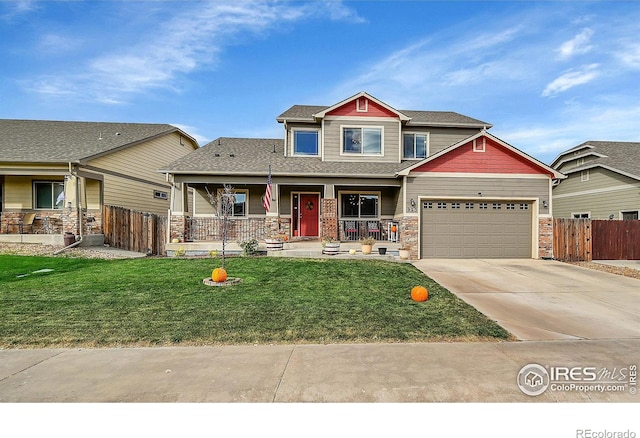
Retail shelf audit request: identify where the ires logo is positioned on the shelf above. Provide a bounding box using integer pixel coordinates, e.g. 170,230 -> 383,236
517,364 -> 637,396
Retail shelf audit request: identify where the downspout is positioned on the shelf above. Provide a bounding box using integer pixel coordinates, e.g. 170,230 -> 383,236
53,164 -> 84,255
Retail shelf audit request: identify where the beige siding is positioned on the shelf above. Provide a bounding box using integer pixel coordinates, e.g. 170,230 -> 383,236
88,132 -> 197,214
322,118 -> 400,162
429,128 -> 481,155
552,168 -> 640,219
406,176 -> 550,214
85,179 -> 101,210
4,176 -> 35,209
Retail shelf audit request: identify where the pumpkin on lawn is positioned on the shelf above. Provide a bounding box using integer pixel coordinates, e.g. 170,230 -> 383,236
411,285 -> 429,302
212,267 -> 228,283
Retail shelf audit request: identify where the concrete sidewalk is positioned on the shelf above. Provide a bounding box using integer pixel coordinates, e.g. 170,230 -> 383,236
1,339 -> 638,402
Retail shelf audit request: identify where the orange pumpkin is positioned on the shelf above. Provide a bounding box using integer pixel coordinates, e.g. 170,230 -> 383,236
411,285 -> 428,302
212,267 -> 228,283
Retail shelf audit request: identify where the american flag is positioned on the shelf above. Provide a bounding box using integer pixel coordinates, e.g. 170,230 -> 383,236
263,166 -> 272,212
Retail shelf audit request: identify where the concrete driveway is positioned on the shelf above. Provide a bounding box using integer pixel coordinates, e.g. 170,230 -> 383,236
412,259 -> 640,341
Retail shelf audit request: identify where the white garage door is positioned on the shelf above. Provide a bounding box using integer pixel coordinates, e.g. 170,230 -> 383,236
420,200 -> 533,258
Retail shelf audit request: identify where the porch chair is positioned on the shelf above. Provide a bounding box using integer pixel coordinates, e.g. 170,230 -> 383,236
366,221 -> 381,240
344,220 -> 358,240
19,213 -> 36,234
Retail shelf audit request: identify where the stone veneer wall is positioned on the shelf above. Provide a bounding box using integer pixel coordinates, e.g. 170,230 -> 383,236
321,198 -> 338,241
399,216 -> 419,260
170,214 -> 189,242
538,217 -> 553,259
1,209 -> 101,236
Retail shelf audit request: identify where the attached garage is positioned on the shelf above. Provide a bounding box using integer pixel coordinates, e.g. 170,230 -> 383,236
420,199 -> 533,258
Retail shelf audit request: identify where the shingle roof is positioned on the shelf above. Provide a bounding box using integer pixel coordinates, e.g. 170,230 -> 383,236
0,119 -> 185,163
276,105 -> 491,128
553,141 -> 640,180
160,137 -> 414,178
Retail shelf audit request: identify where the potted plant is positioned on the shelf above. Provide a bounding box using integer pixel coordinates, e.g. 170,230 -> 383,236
264,232 -> 285,251
321,236 -> 340,255
360,237 -> 375,255
398,245 -> 411,260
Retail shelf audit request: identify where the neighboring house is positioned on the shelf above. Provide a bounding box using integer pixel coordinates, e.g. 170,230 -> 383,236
161,91 -> 563,259
0,119 -> 198,245
551,141 -> 640,220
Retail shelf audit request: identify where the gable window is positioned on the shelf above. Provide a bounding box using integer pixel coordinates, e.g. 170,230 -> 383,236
218,188 -> 248,217
580,170 -> 589,182
403,133 -> 428,159
356,98 -> 368,112
342,127 -> 382,155
34,181 -> 64,209
341,192 -> 379,218
293,130 -> 319,156
473,138 -> 486,152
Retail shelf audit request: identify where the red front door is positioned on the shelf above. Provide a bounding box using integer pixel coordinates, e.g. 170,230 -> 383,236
299,194 -> 319,237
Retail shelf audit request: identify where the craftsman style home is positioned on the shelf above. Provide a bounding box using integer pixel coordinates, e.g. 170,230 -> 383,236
551,141 -> 640,220
0,120 -> 198,245
162,92 -> 563,259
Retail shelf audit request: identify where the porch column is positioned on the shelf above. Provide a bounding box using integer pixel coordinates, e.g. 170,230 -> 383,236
538,217 -> 553,259
321,198 -> 338,241
400,215 -> 419,260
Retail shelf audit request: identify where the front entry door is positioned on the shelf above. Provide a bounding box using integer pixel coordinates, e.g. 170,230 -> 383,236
299,194 -> 319,237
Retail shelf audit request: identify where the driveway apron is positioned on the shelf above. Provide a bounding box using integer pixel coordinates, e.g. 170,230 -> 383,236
412,259 -> 640,341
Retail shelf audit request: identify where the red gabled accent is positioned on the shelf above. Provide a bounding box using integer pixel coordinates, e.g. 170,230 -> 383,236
327,97 -> 399,118
412,136 -> 554,176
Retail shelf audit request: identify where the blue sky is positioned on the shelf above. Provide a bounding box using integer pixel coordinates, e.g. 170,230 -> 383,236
1,0 -> 639,164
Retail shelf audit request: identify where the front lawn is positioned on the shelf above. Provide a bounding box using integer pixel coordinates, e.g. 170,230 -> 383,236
0,255 -> 511,347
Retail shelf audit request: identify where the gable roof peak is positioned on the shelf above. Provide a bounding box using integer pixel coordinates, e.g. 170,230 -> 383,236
312,91 -> 411,121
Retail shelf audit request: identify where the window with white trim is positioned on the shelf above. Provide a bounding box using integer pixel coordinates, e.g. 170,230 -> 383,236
218,188 -> 248,217
423,202 -> 433,209
437,202 -> 447,209
492,203 -> 501,210
465,202 -> 474,209
451,202 -> 461,209
572,212 -> 590,219
340,192 -> 379,218
581,170 -> 589,182
34,181 -> 64,209
293,130 -> 319,156
342,127 -> 382,155
403,133 -> 428,159
519,203 -> 529,210
479,203 -> 488,209
506,203 -> 515,210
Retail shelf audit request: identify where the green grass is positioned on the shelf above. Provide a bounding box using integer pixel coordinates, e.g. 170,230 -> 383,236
0,255 -> 512,347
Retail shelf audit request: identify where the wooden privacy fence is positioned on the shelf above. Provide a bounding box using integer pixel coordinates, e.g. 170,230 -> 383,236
592,220 -> 640,260
554,218 -> 640,261
103,205 -> 167,256
553,218 -> 592,262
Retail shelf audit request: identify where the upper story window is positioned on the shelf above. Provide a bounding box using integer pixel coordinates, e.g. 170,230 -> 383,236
34,181 -> 64,209
342,127 -> 382,155
580,170 -> 590,182
293,130 -> 319,156
403,133 -> 428,159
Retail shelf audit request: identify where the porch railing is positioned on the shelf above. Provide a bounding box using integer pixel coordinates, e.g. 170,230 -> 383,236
339,219 -> 397,241
186,217 -> 266,242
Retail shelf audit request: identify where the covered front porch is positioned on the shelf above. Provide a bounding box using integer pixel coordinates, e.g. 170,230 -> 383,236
168,175 -> 405,244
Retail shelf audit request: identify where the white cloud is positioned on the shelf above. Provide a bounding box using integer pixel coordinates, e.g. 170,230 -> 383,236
558,28 -> 594,59
542,64 -> 600,97
616,42 -> 640,69
25,0 -> 363,103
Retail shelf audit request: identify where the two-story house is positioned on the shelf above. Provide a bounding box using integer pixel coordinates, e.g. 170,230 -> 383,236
551,141 -> 640,220
162,92 -> 563,259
